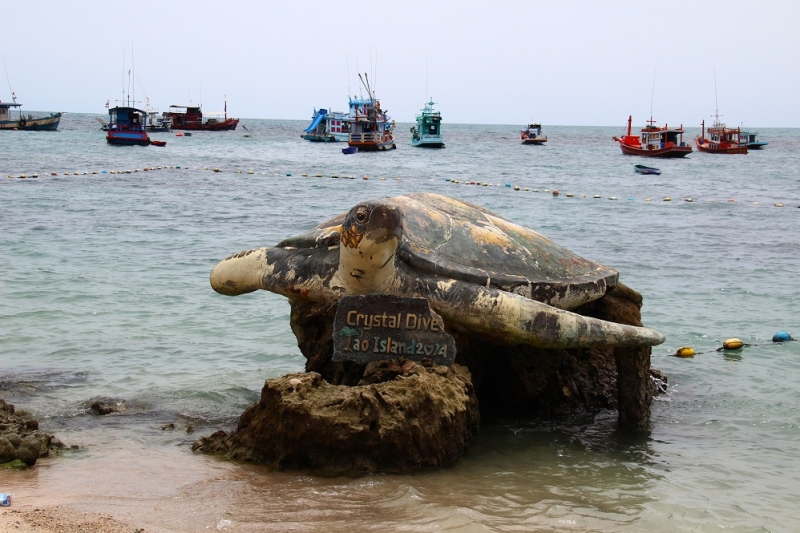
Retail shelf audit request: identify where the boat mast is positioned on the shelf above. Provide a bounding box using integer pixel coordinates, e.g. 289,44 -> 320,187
649,67 -> 657,126
713,68 -> 721,127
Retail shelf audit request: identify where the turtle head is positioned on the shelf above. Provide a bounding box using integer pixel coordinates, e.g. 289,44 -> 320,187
334,200 -> 403,293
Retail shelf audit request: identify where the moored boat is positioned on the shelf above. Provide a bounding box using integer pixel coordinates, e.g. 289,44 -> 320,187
165,98 -> 239,131
144,100 -> 172,132
741,130 -> 768,149
301,108 -> 351,142
695,118 -> 747,154
410,99 -> 444,148
0,97 -> 61,131
613,116 -> 692,157
633,164 -> 661,175
106,105 -> 151,146
347,73 -> 396,151
342,146 -> 358,154
520,123 -> 547,145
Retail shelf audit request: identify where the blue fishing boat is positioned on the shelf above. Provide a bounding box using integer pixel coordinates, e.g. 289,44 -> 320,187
740,130 -> 768,149
410,99 -> 444,148
0,97 -> 61,131
301,108 -> 351,142
106,105 -> 151,146
633,164 -> 661,175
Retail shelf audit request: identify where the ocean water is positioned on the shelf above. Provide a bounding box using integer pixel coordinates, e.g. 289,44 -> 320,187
1,114 -> 799,532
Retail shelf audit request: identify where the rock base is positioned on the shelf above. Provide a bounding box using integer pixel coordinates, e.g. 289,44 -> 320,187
193,363 -> 479,474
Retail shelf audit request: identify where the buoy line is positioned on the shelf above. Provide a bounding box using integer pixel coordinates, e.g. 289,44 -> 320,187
670,331 -> 795,358
5,167 -> 795,209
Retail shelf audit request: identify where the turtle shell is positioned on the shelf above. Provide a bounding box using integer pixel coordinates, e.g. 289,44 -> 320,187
277,193 -> 618,306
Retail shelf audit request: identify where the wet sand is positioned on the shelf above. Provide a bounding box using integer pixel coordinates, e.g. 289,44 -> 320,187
0,446 -> 246,533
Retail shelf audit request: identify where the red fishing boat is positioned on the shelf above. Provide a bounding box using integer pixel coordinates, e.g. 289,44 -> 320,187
164,98 -> 239,131
695,118 -> 747,154
613,116 -> 692,157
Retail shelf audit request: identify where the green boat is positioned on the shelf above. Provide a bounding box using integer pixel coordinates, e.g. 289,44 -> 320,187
410,99 -> 444,148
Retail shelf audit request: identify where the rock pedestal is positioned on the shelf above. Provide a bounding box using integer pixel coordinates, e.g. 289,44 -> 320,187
193,363 -> 479,474
195,282 -> 663,473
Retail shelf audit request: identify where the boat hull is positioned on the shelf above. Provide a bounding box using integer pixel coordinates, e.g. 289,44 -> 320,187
617,142 -> 692,158
746,142 -> 768,150
521,138 -> 547,145
411,137 -> 445,148
301,132 -> 349,142
0,113 -> 62,131
695,138 -> 747,154
171,118 -> 239,131
106,132 -> 151,146
634,164 -> 661,175
348,140 -> 397,151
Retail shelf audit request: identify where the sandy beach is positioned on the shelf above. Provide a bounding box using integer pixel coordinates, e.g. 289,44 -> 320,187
1,507 -> 142,533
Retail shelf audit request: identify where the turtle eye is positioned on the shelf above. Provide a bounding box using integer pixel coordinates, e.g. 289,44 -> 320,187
355,206 -> 370,224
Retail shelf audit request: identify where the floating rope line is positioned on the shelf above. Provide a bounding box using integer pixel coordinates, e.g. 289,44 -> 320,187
5,168 -> 796,209
671,331 -> 795,357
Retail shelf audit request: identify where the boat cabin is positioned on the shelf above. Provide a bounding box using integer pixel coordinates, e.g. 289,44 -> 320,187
108,106 -> 147,131
0,101 -> 21,121
348,97 -> 393,144
167,105 -> 203,128
640,121 -> 687,150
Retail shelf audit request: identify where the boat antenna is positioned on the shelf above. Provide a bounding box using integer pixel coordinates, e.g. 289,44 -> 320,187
649,67 -> 657,125
346,54 -> 351,96
713,68 -> 721,125
131,41 -> 135,107
1,55 -> 16,103
187,84 -> 192,104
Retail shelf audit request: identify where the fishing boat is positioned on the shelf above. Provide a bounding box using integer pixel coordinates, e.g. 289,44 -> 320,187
0,97 -> 61,131
144,100 -> 172,132
301,108 -> 351,142
347,73 -> 396,151
410,99 -> 444,148
740,130 -> 768,149
633,164 -> 661,175
106,104 -> 151,146
613,116 -> 692,157
164,98 -> 239,131
695,118 -> 747,154
520,123 -> 547,145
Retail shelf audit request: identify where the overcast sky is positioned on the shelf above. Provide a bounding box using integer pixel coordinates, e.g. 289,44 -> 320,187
2,0 -> 798,127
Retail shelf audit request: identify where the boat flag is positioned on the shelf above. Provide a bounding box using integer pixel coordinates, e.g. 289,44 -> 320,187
105,100 -> 109,109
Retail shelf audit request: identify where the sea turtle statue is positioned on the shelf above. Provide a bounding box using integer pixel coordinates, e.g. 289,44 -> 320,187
210,193 -> 665,349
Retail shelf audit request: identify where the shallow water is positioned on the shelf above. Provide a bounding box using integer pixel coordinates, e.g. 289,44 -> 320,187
1,114 -> 799,531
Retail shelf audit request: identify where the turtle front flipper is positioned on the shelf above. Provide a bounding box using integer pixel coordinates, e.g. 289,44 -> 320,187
422,280 -> 665,349
211,248 -> 272,296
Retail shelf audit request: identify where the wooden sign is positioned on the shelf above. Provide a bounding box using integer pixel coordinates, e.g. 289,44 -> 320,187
333,294 -> 456,366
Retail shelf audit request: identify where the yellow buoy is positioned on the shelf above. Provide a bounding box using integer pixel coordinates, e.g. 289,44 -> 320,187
685,198 -> 693,203
302,173 -> 308,177
19,174 -> 26,179
514,186 -> 520,191
645,197 -> 651,201
674,347 -> 695,358
566,192 -> 574,197
723,338 -> 744,350
663,197 -> 671,202
775,203 -> 784,208
213,168 -> 220,172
